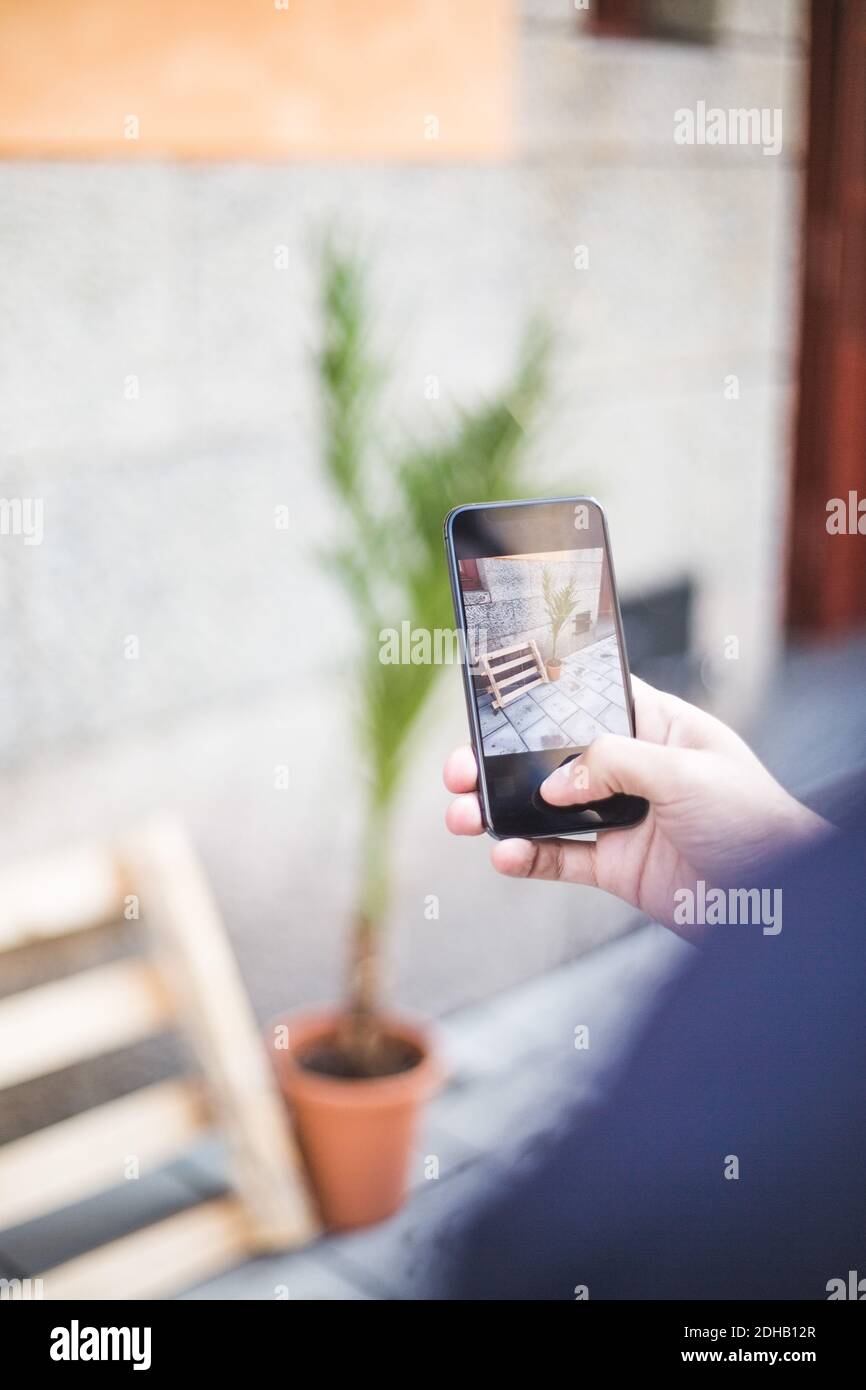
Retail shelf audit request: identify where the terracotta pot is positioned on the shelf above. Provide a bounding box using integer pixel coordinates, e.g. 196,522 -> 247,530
546,660 -> 562,681
269,1008 -> 441,1230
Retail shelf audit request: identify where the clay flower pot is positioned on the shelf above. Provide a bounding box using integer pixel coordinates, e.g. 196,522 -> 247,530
270,1008 -> 441,1231
546,660 -> 562,681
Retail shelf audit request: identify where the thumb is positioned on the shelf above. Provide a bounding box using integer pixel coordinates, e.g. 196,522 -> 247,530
540,734 -> 696,808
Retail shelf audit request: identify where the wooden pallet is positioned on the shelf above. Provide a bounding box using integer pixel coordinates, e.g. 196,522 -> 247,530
0,816 -> 318,1300
482,638 -> 548,710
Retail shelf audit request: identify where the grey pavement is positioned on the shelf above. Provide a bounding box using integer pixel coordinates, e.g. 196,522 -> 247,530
481,634 -> 629,757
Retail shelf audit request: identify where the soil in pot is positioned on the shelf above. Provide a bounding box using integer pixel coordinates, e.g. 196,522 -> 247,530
271,1009 -> 440,1230
297,1032 -> 423,1081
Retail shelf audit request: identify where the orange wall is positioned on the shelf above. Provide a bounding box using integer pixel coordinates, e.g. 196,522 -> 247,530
0,0 -> 513,160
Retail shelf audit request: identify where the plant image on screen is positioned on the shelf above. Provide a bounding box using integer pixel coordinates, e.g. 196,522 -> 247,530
459,546 -> 628,759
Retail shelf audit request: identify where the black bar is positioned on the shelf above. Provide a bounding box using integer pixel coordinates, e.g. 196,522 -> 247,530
4,1297 -> 863,1373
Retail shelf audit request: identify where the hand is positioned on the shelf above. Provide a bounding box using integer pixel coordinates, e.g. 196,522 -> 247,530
444,677 -> 828,939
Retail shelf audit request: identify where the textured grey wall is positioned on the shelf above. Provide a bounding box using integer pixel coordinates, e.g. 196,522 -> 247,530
465,552 -> 603,665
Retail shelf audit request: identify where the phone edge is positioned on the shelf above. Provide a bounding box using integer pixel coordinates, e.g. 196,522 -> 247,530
443,496 -> 647,840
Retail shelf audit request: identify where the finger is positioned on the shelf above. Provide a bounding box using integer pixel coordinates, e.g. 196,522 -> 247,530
631,674 -> 759,766
443,745 -> 478,795
629,675 -> 658,728
445,793 -> 484,836
491,837 -> 597,887
540,734 -> 694,808
630,674 -> 686,741
629,674 -> 654,704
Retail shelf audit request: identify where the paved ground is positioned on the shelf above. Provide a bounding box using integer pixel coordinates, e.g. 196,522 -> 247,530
481,634 -> 629,756
0,920 -> 688,1300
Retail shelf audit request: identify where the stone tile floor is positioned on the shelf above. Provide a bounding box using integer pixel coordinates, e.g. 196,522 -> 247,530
481,634 -> 629,756
0,920 -> 689,1300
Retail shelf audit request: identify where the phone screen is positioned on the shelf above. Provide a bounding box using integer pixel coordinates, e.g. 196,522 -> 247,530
446,497 -> 649,839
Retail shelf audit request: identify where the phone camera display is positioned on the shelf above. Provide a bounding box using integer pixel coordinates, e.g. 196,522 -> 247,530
448,500 -> 648,838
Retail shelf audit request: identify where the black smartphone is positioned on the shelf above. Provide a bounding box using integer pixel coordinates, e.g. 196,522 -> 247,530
444,496 -> 649,840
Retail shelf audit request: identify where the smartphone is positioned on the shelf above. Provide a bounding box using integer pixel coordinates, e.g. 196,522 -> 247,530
444,496 -> 649,840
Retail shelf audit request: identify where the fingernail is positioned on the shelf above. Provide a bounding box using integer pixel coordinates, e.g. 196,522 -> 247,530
540,760 -> 575,793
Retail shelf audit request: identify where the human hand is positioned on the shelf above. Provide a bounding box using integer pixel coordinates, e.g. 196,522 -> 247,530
444,677 -> 828,939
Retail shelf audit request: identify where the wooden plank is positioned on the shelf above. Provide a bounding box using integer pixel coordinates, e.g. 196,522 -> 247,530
36,1197 -> 252,1301
0,959 -> 173,1091
0,1079 -> 209,1231
481,655 -> 506,712
500,677 -> 544,706
486,640 -> 535,660
486,653 -> 536,676
0,843 -> 125,953
120,819 -> 317,1250
529,639 -> 549,681
496,666 -> 543,693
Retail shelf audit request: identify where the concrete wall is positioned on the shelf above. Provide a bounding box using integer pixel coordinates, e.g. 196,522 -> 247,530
0,0 -> 808,1018
466,551 -> 603,665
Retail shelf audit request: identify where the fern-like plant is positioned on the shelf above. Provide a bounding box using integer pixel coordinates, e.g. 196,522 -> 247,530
317,242 -> 548,1071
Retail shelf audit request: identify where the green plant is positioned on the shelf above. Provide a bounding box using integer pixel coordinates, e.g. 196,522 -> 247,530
317,242 -> 548,1070
542,567 -> 578,664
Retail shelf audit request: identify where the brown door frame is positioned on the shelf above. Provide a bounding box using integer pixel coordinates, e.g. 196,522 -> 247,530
787,0 -> 866,635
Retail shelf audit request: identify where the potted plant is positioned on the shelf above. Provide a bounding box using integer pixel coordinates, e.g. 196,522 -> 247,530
542,567 -> 579,681
270,245 -> 548,1229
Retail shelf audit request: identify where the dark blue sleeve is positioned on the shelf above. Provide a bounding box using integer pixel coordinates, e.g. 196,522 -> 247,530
430,808 -> 866,1299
